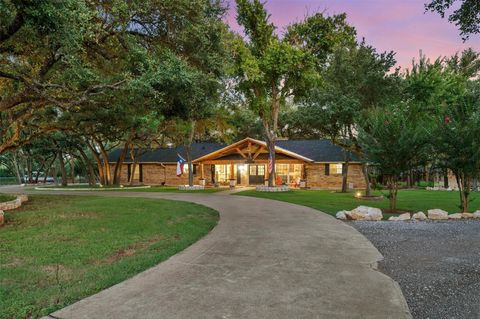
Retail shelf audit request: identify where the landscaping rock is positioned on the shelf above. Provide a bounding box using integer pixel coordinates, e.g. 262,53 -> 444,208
346,206 -> 383,221
428,209 -> 449,220
0,210 -> 4,226
473,211 -> 480,219
364,207 -> 383,221
412,212 -> 427,221
448,213 -> 463,220
336,211 -> 347,220
461,213 -> 474,219
390,213 -> 410,221
18,195 -> 28,203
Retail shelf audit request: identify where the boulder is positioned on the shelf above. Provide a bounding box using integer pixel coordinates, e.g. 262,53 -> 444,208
462,213 -> 474,219
18,195 -> 28,203
336,211 -> 347,220
412,212 -> 427,221
473,211 -> 480,219
347,206 -> 383,221
364,207 -> 383,221
448,213 -> 463,220
0,210 -> 4,226
427,209 -> 449,220
389,213 -> 410,221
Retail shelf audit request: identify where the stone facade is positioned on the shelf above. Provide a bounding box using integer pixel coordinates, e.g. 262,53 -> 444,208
112,163 -> 214,186
112,162 -> 366,189
305,163 -> 366,189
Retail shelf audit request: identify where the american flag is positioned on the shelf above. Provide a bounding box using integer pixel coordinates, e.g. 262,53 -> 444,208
268,154 -> 273,174
176,154 -> 186,176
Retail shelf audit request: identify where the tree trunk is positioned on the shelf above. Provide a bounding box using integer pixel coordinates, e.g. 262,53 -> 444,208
455,171 -> 470,213
86,142 -> 105,185
12,151 -> 22,184
113,141 -> 130,185
77,148 -> 96,186
186,120 -> 196,187
341,152 -> 350,193
34,161 -> 44,183
443,169 -> 449,189
43,155 -> 56,184
361,163 -> 371,196
70,157 -> 75,184
27,156 -> 33,183
96,139 -> 112,185
266,135 -> 276,187
387,176 -> 398,213
58,151 -> 67,186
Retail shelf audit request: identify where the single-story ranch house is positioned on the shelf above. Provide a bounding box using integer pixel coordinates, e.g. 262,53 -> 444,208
109,137 -> 367,189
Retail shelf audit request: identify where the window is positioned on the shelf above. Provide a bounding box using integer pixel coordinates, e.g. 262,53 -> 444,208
257,165 -> 265,175
332,163 -> 343,174
276,164 -> 289,175
250,165 -> 257,176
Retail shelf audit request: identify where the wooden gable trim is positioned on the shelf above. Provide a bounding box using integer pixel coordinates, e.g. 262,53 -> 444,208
192,137 -> 314,163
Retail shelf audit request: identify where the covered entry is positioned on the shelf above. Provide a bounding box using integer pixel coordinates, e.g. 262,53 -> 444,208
193,138 -> 313,187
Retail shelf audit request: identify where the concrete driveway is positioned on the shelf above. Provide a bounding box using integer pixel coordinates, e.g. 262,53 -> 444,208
2,187 -> 411,318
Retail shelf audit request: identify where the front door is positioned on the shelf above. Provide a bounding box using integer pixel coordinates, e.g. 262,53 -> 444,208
249,165 -> 265,185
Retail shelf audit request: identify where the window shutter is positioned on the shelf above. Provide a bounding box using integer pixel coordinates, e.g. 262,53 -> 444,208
193,164 -> 197,175
139,164 -> 143,183
325,164 -> 330,176
127,164 -> 131,181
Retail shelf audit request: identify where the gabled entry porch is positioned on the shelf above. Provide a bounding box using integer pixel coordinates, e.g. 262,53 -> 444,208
193,138 -> 314,187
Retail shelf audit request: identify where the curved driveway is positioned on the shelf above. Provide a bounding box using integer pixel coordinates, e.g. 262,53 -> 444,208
4,188 -> 411,319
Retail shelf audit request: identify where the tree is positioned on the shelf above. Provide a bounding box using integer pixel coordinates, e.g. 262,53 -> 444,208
358,105 -> 432,213
233,0 -> 323,186
426,0 -> 480,40
296,41 -> 400,194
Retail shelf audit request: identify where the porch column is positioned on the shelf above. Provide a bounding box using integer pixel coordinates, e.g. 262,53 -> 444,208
229,162 -> 236,188
199,163 -> 205,186
300,164 -> 307,188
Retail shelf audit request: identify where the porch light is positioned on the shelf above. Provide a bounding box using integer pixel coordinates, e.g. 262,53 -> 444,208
238,164 -> 246,172
355,191 -> 362,198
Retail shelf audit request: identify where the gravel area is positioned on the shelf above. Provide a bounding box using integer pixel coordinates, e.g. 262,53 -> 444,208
351,220 -> 480,319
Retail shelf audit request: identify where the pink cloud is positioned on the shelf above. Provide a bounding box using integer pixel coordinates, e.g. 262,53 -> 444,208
225,0 -> 480,70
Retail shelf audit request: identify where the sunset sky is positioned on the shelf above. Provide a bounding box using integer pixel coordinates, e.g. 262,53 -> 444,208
225,0 -> 480,70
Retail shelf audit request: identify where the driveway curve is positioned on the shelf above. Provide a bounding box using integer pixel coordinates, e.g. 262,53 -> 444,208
3,188 -> 410,319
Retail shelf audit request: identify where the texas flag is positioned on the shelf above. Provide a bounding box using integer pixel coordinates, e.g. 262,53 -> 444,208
176,154 -> 186,176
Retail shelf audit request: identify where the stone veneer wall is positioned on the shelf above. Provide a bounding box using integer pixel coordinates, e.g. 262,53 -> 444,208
112,162 -> 366,189
305,163 -> 366,189
113,163 -> 214,186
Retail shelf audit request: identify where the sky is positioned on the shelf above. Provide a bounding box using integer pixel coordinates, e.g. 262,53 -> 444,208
225,0 -> 480,70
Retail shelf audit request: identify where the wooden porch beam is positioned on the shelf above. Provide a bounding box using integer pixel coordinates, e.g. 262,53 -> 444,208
236,148 -> 247,159
252,146 -> 266,160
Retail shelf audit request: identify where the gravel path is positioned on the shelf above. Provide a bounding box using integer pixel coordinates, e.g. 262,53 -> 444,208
352,220 -> 480,319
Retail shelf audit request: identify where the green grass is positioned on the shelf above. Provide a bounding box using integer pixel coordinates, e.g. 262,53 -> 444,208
236,189 -> 480,218
0,193 -> 16,202
0,195 -> 218,319
34,185 -> 226,193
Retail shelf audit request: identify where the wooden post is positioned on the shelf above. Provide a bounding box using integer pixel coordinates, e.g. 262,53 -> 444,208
229,163 -> 234,179
300,164 -> 306,188
199,163 -> 206,186
229,163 -> 235,188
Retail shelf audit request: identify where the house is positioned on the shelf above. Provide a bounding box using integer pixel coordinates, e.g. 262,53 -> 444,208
108,137 -> 367,189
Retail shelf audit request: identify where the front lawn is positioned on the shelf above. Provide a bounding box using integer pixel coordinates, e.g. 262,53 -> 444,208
0,195 -> 218,319
236,189 -> 480,217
